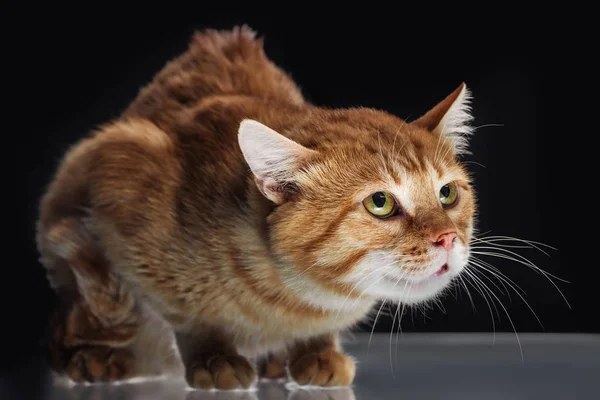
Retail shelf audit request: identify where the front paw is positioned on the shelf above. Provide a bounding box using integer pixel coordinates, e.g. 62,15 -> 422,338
187,354 -> 257,390
64,346 -> 134,383
289,350 -> 355,387
258,353 -> 286,380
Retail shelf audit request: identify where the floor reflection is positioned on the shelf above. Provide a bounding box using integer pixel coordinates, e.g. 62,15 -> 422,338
29,333 -> 600,400
47,377 -> 356,400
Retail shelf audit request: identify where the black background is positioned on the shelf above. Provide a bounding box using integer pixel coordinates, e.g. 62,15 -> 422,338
8,12 -> 585,372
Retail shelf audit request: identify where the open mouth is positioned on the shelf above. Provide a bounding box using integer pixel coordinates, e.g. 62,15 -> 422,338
435,263 -> 449,276
383,263 -> 450,287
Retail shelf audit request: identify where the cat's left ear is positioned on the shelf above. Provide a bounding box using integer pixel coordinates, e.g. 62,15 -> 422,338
238,119 -> 317,204
411,82 -> 474,156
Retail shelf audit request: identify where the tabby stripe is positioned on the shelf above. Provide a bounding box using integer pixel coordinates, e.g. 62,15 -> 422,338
227,248 -> 330,318
304,249 -> 368,298
301,204 -> 354,254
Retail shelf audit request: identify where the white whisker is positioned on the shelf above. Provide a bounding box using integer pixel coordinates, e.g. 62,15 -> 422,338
473,123 -> 505,130
464,268 -> 524,362
458,273 -> 476,312
469,263 -> 544,330
462,268 -> 497,344
471,250 -> 571,309
367,298 -> 389,357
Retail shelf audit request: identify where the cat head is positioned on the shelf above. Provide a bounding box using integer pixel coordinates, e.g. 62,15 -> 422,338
238,83 -> 476,308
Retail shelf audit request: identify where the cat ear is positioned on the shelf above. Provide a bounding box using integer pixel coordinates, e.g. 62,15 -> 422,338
411,82 -> 474,156
238,119 -> 317,204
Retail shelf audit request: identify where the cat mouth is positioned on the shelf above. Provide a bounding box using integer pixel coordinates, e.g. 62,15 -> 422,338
435,263 -> 450,276
383,263 -> 450,287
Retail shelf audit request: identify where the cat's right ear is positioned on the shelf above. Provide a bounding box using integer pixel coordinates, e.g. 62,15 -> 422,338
238,119 -> 317,204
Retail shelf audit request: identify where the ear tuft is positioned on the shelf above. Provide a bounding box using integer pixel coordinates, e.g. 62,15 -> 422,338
411,82 -> 474,156
238,119 -> 316,204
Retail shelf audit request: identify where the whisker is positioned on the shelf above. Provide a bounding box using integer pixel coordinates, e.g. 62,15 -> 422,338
437,136 -> 456,165
465,268 -> 524,362
462,268 -> 497,344
471,243 -> 534,250
470,257 -> 527,297
435,297 -> 447,314
461,160 -> 487,169
457,273 -> 476,312
473,123 -> 505,130
377,129 -> 391,179
470,244 -> 568,284
467,261 -> 507,296
469,263 -> 544,330
392,279 -> 412,372
471,235 -> 557,253
471,251 -> 571,309
367,298 -> 389,357
391,118 -> 408,166
333,264 -> 396,324
433,115 -> 449,165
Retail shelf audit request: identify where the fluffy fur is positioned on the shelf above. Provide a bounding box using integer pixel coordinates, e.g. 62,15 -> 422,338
36,26 -> 477,390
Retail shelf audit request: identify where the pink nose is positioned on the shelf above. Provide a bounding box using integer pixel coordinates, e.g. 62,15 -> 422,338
430,231 -> 457,251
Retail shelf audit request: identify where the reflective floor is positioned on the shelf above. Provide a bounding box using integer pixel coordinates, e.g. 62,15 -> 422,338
4,332 -> 599,399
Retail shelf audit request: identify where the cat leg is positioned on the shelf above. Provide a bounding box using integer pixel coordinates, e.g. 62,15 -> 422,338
287,334 -> 356,387
40,218 -> 143,383
175,328 -> 257,390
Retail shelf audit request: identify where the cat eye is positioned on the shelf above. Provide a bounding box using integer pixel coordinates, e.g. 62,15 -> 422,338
439,181 -> 459,208
363,191 -> 398,219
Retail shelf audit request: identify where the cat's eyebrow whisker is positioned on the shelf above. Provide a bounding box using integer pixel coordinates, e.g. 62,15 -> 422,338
390,124 -> 402,164
433,117 -> 448,165
472,123 -> 505,130
377,129 -> 391,179
437,136 -> 456,165
391,118 -> 408,165
395,138 -> 411,167
461,160 -> 487,169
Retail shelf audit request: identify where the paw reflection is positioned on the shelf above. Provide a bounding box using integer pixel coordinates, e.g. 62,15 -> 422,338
287,385 -> 356,400
186,389 -> 259,400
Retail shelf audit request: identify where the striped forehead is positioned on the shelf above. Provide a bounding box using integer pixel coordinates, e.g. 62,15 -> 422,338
386,158 -> 454,216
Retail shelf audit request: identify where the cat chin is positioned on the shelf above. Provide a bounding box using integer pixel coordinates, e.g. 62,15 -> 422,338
371,271 -> 460,305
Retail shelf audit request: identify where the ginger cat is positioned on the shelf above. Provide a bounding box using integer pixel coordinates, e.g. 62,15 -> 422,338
36,26 -> 477,390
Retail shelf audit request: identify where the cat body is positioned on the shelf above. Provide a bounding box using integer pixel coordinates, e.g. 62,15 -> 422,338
36,26 -> 476,389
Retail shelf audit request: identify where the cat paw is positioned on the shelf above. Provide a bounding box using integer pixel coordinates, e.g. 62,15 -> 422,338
289,350 -> 355,387
65,346 -> 134,383
187,354 -> 257,390
258,354 -> 287,380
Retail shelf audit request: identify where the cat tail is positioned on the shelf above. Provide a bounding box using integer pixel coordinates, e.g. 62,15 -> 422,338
122,25 -> 306,127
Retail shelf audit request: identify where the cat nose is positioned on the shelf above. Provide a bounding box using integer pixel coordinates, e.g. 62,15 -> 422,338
430,231 -> 457,251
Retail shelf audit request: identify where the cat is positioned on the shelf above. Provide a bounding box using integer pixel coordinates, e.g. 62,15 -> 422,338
36,25 -> 477,390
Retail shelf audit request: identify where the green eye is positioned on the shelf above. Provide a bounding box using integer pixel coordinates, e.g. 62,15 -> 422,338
439,182 -> 459,208
363,191 -> 397,218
